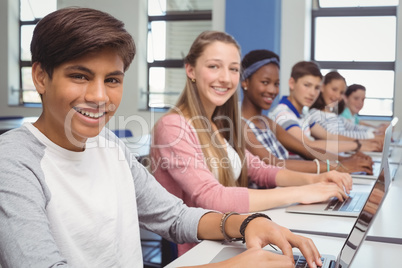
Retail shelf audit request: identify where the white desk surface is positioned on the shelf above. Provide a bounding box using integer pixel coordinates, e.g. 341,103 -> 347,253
167,174 -> 402,267
257,145 -> 402,241
371,146 -> 402,164
367,168 -> 402,242
166,234 -> 402,267
167,145 -> 402,267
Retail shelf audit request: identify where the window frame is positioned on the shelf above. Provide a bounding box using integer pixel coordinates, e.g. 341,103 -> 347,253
311,5 -> 397,118
146,10 -> 212,110
19,18 -> 41,105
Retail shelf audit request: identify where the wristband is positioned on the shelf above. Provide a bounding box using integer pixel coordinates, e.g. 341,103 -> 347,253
219,212 -> 241,243
326,159 -> 330,172
240,213 -> 272,243
313,159 -> 320,174
354,139 -> 362,151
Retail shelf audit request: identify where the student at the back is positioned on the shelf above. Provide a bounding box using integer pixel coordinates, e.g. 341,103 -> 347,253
308,71 -> 384,141
268,61 -> 381,154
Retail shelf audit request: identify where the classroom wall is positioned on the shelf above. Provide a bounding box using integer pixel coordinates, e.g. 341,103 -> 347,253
0,0 -> 41,117
224,0 -> 281,113
394,3 -> 402,132
1,0 -> 401,134
225,0 -> 281,58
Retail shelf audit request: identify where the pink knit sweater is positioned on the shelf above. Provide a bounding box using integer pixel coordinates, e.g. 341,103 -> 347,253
150,113 -> 281,255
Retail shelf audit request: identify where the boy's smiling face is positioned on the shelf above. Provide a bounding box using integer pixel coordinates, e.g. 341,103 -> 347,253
32,48 -> 125,151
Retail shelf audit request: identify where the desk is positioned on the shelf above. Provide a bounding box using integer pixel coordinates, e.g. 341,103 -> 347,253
167,148 -> 402,266
371,148 -> 402,164
367,167 -> 402,243
166,235 -> 402,267
257,146 -> 402,243
256,184 -> 370,237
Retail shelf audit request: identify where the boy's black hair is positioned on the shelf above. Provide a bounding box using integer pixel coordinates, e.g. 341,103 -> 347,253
31,7 -> 136,78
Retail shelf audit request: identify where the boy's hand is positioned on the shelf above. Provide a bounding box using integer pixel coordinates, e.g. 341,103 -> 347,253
244,217 -> 323,268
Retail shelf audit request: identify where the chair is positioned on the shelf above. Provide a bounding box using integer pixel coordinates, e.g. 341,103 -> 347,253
111,129 -> 133,138
0,116 -> 24,135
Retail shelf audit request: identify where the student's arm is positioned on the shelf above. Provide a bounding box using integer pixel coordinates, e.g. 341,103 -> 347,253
267,120 -> 374,173
268,119 -> 341,161
0,136 -> 68,267
310,123 -> 354,141
150,114 -> 262,213
310,124 -> 383,152
246,152 -> 351,210
152,115 -> 350,214
247,182 -> 349,213
286,125 -> 356,153
192,213 -> 322,268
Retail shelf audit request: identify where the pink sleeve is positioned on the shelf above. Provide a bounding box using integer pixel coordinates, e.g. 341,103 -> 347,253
151,114 -> 250,213
246,150 -> 280,189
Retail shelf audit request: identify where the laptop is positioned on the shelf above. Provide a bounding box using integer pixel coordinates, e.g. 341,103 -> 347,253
285,147 -> 392,217
210,164 -> 391,268
391,129 -> 402,146
351,120 -> 399,180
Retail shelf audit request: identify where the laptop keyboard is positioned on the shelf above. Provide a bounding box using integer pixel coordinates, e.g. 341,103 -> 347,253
293,255 -> 326,267
325,192 -> 368,212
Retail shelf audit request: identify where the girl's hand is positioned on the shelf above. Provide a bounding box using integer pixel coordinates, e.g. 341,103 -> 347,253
314,170 -> 353,194
297,182 -> 350,204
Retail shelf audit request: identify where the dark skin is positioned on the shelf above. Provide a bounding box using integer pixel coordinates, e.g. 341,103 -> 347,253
241,63 -> 373,174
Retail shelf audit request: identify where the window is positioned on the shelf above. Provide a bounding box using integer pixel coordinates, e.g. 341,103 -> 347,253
19,0 -> 56,104
312,0 -> 398,117
147,0 -> 212,109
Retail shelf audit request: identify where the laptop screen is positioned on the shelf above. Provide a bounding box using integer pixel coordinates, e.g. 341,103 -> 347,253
336,162 -> 390,268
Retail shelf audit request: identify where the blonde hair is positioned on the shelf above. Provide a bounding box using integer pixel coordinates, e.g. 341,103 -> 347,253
173,31 -> 248,187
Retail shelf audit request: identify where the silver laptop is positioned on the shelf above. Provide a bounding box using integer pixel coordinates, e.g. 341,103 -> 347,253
210,164 -> 390,268
350,117 -> 398,180
286,153 -> 391,217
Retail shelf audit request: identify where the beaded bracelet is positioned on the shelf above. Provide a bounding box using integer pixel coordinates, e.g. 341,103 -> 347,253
239,213 -> 272,243
219,212 -> 241,243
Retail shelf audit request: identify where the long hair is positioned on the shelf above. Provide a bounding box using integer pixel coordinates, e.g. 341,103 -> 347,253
173,31 -> 248,187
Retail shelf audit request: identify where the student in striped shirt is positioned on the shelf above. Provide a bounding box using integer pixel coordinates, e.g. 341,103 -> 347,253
308,71 -> 384,141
